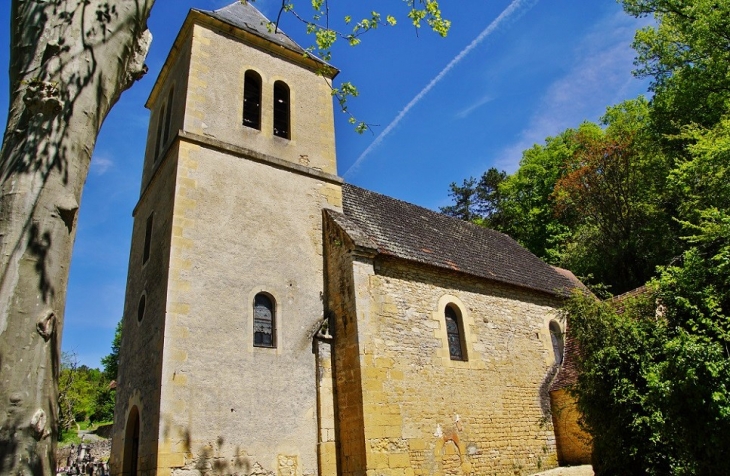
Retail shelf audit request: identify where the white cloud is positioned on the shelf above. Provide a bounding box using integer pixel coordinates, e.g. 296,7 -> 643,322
493,11 -> 652,172
456,94 -> 494,120
91,156 -> 114,175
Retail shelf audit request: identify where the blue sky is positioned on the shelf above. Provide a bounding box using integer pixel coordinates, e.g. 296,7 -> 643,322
0,0 -> 651,368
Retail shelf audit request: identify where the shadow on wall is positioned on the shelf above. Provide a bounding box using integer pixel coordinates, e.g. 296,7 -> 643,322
540,362 -> 560,419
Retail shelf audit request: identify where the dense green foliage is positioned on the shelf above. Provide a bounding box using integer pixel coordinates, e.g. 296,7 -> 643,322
442,1 -> 730,472
441,99 -> 679,294
57,321 -> 120,440
567,210 -> 730,475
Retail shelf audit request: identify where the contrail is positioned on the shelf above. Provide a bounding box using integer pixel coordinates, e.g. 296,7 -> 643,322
343,0 -> 539,179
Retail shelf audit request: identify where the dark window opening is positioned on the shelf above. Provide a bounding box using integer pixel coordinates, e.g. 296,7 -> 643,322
137,295 -> 146,323
273,81 -> 290,139
123,406 -> 140,476
243,71 -> 262,130
445,305 -> 466,361
253,293 -> 275,348
163,87 -> 175,145
154,111 -> 164,161
550,320 -> 564,364
143,213 -> 153,264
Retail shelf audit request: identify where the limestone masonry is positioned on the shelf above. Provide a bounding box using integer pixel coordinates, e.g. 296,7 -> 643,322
109,2 -> 587,475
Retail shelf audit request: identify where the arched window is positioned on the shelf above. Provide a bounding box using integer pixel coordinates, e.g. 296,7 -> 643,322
273,80 -> 290,139
123,406 -> 140,476
549,320 -> 564,364
253,293 -> 276,348
243,70 -> 262,130
445,305 -> 466,361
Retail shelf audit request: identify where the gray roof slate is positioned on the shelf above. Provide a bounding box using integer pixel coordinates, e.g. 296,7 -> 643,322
195,1 -> 328,66
341,183 -> 577,297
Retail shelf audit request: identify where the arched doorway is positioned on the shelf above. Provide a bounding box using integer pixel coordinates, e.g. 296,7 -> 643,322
122,406 -> 140,475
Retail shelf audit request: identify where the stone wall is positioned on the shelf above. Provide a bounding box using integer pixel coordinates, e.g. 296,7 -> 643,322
109,141 -> 180,476
324,216 -> 368,476
154,140 -> 340,475
550,389 -> 592,466
325,211 -> 566,476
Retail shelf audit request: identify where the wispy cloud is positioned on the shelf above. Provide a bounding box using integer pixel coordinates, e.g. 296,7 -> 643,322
344,0 -> 540,179
493,11 -> 652,172
456,94 -> 494,120
91,156 -> 114,176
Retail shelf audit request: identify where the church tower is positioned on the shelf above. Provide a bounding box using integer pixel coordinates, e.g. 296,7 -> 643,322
110,3 -> 342,475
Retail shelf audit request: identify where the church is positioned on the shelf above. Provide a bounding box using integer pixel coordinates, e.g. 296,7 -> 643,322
109,3 -> 584,475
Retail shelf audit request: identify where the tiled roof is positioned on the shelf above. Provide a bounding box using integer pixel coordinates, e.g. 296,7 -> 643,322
339,184 -> 577,297
195,2 -> 328,66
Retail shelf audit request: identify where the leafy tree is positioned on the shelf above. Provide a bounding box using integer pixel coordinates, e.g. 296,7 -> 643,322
0,1 -> 450,473
475,168 -> 507,228
440,177 -> 481,221
492,126 -> 587,261
439,168 -> 507,224
668,116 -> 730,226
101,320 -> 122,382
554,98 -> 677,293
568,210 -> 730,475
621,0 -> 730,145
57,354 -> 109,439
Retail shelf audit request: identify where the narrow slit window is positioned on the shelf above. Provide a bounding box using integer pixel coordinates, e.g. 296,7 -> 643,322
253,293 -> 276,348
137,294 -> 146,323
550,321 -> 564,364
243,71 -> 262,130
143,213 -> 153,264
154,111 -> 164,161
445,305 -> 466,361
273,81 -> 290,139
163,87 -> 175,145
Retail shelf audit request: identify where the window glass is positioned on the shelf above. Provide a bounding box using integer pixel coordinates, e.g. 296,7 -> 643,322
254,293 -> 275,347
445,305 -> 465,361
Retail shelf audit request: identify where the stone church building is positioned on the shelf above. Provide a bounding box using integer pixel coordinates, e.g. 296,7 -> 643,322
109,3 -> 583,475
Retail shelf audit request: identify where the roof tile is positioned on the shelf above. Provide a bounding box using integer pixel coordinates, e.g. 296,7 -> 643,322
342,184 -> 577,296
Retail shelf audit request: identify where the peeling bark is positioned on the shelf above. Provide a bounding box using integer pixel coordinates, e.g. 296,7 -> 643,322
0,1 -> 154,474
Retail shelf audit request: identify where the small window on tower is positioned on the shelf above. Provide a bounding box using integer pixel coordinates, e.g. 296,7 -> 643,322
253,293 -> 276,348
163,86 -> 175,145
243,70 -> 262,130
273,80 -> 290,139
143,213 -> 153,265
154,110 -> 164,162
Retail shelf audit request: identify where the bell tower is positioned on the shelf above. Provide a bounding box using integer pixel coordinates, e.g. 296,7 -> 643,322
110,3 -> 342,475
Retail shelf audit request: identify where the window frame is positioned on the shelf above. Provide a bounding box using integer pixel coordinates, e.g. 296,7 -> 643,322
253,292 -> 276,348
549,320 -> 564,364
273,80 -> 291,139
444,304 -> 468,361
142,212 -> 153,265
243,70 -> 262,130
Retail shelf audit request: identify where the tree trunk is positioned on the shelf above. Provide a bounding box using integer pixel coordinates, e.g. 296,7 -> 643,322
0,1 -> 153,474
